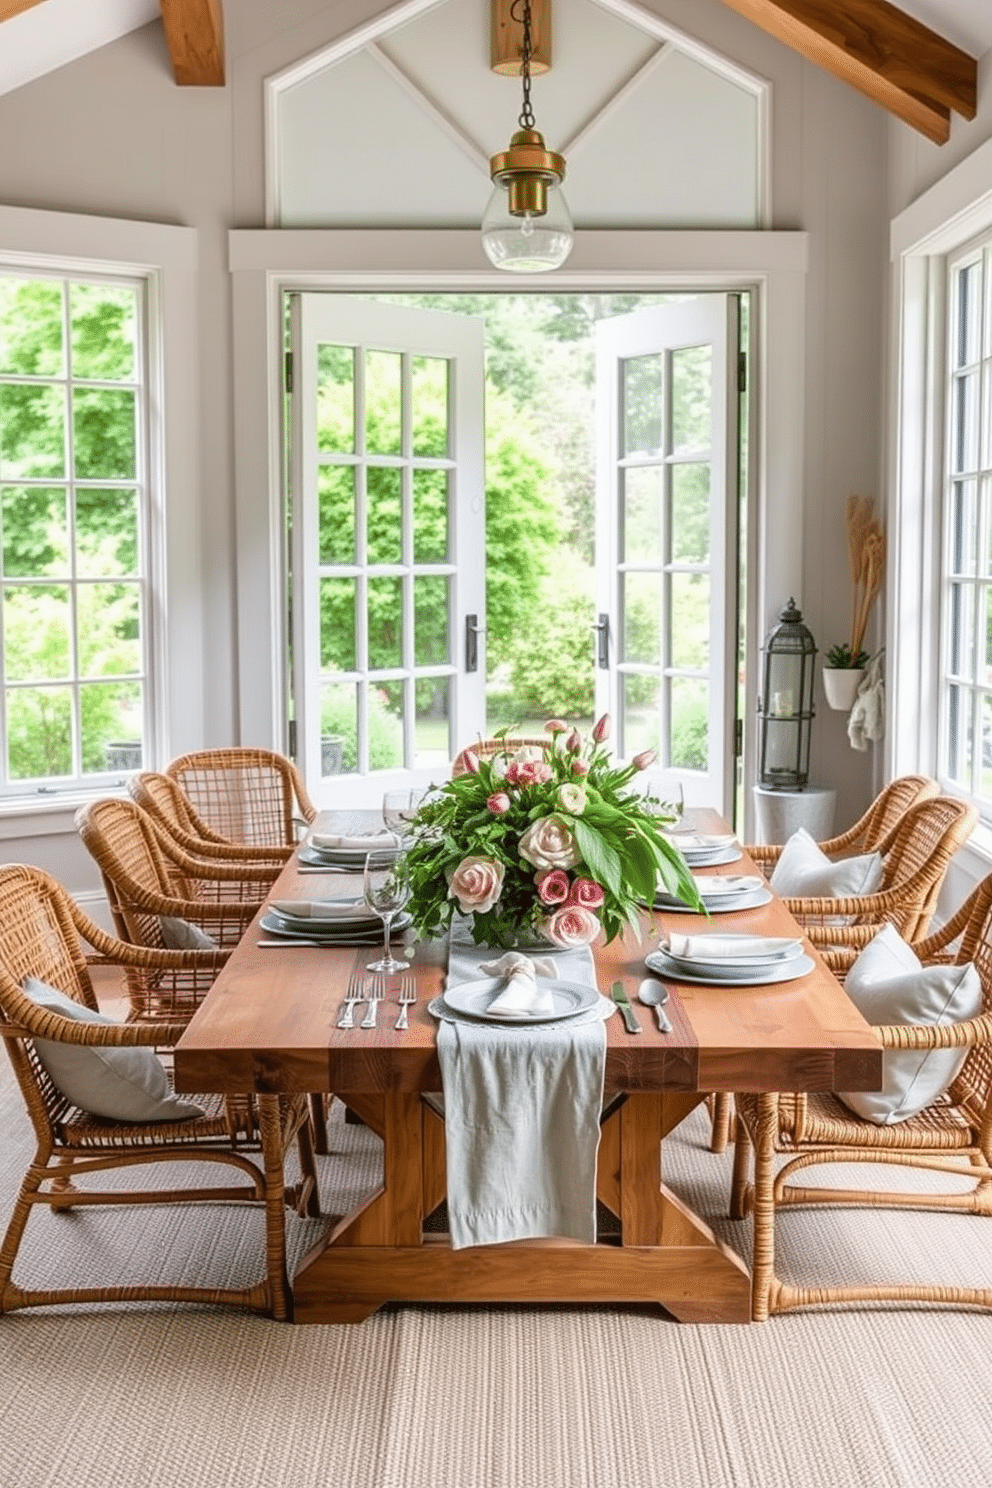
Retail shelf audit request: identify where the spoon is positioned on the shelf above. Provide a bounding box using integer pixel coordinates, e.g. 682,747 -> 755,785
638,977 -> 673,1033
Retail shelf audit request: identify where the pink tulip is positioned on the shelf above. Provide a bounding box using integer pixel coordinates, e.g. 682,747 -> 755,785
461,749 -> 480,774
544,719 -> 568,734
632,748 -> 657,771
592,713 -> 611,743
566,728 -> 582,752
487,792 -> 511,814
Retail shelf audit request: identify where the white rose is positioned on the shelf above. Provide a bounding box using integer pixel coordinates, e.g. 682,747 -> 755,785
447,856 -> 505,914
556,783 -> 587,815
518,815 -> 579,871
512,745 -> 544,764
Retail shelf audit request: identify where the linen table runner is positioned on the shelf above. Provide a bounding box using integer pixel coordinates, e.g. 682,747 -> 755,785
437,917 -> 606,1250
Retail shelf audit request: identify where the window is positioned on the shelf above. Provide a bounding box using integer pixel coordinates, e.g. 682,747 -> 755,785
941,238 -> 992,804
0,270 -> 149,792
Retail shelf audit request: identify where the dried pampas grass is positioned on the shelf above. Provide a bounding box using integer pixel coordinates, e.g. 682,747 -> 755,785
846,495 -> 884,660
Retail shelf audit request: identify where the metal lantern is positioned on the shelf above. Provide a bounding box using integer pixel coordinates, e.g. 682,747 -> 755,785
757,598 -> 817,790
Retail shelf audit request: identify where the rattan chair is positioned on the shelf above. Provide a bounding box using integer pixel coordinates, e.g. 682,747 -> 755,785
165,747 -> 317,849
128,772 -> 289,882
746,774 -> 940,871
0,864 -> 318,1319
730,873 -> 992,1319
76,798 -> 270,960
451,736 -> 552,777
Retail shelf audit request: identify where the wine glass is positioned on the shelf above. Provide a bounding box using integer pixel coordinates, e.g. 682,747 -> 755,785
364,849 -> 410,973
646,775 -> 684,826
382,789 -> 424,845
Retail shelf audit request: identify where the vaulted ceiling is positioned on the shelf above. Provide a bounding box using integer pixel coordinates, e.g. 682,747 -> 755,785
0,0 -> 988,144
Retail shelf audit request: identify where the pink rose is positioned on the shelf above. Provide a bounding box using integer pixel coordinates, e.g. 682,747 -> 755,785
542,905 -> 601,949
632,749 -> 657,771
518,815 -> 579,870
447,856 -> 505,914
568,877 -> 605,910
487,792 -> 511,814
592,713 -> 611,743
571,759 -> 590,776
505,759 -> 553,786
536,868 -> 571,905
544,719 -> 568,734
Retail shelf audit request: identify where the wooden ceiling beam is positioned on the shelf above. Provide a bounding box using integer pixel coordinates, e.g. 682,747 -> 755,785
158,0 -> 225,87
0,0 -> 46,20
716,0 -> 977,145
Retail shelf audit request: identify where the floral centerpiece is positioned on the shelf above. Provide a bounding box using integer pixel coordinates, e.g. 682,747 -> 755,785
402,717 -> 703,950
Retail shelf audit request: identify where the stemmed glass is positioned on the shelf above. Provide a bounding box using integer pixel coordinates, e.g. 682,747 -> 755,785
364,849 -> 410,973
382,788 -> 425,846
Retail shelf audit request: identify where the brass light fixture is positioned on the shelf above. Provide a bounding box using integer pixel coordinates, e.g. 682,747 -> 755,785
482,0 -> 573,273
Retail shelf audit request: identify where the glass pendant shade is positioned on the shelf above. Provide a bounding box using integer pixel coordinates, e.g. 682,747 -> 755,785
481,175 -> 573,271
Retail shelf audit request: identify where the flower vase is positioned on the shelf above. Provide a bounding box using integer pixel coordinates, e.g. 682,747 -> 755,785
822,666 -> 864,711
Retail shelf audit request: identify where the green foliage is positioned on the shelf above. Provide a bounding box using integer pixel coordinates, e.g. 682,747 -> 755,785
506,561 -> 595,718
319,685 -> 402,772
671,690 -> 709,771
826,643 -> 870,669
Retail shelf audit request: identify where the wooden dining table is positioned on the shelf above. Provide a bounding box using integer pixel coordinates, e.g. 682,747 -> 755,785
173,809 -> 883,1325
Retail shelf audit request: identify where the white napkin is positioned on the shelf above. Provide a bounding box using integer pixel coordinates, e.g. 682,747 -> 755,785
666,831 -> 737,851
693,874 -> 763,898
478,952 -> 557,1018
308,831 -> 394,852
666,932 -> 802,962
270,898 -> 368,920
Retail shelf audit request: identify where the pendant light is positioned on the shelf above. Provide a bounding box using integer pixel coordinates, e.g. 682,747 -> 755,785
482,0 -> 573,273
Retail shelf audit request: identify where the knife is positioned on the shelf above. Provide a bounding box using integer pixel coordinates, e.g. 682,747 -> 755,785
611,979 -> 642,1034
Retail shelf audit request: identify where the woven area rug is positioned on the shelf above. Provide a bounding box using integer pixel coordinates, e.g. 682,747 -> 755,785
2,1058 -> 991,1488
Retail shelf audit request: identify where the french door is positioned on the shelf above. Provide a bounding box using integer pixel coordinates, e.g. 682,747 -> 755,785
289,295 -> 486,807
594,297 -> 741,814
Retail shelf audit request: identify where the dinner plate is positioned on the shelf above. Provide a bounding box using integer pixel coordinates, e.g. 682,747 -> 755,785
654,886 -> 773,914
678,844 -> 743,867
267,908 -> 382,934
258,910 -> 411,942
441,977 -> 600,1024
659,933 -> 804,973
692,874 -> 764,898
652,945 -> 806,978
644,948 -> 815,986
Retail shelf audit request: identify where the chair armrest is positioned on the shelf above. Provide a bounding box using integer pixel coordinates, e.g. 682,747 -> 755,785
874,1011 -> 992,1053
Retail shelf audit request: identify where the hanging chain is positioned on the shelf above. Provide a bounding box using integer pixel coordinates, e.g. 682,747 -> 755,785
511,0 -> 536,130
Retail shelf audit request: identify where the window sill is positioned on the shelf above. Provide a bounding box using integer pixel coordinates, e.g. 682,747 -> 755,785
0,787 -> 127,839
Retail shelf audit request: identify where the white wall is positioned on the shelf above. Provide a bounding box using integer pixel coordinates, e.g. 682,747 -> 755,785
0,0 -> 898,895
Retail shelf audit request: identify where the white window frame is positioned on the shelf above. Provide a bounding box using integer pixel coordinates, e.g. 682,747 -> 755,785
890,133 -> 992,878
0,204 -> 201,836
229,228 -> 807,843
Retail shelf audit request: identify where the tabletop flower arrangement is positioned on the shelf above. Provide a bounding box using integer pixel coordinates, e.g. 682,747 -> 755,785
401,717 -> 703,950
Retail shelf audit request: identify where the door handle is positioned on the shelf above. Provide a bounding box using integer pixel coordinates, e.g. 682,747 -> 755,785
465,614 -> 486,673
591,613 -> 610,669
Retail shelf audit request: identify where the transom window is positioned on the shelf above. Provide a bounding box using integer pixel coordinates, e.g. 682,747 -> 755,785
943,237 -> 992,803
0,270 -> 149,792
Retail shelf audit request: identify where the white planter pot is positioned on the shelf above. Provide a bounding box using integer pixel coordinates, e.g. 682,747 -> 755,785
822,667 -> 864,711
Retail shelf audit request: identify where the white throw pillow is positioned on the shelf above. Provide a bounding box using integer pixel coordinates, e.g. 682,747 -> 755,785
837,924 -> 982,1125
159,916 -> 217,950
22,976 -> 205,1123
769,828 -> 884,898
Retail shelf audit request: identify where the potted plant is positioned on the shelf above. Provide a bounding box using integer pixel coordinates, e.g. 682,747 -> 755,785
823,495 -> 884,710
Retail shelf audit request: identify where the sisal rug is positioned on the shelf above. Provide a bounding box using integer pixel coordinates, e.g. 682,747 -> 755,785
1,1061 -> 991,1488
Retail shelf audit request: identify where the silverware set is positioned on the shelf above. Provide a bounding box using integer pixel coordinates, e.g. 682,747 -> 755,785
336,971 -> 417,1030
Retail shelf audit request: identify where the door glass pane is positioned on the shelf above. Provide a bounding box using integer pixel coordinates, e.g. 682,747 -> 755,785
670,573 -> 709,668
957,260 -> 981,368
950,480 -> 977,574
947,682 -> 964,782
82,680 -> 142,774
671,676 -> 709,769
2,487 -> 68,575
984,587 -> 992,683
76,489 -> 138,576
368,576 -> 402,669
371,681 -> 404,768
6,685 -> 72,778
948,581 -> 969,676
70,284 -> 136,381
414,575 -> 449,665
78,582 -> 141,676
320,681 -> 358,775
671,345 -> 712,453
983,368 -> 992,470
982,693 -> 992,798
0,383 -> 65,478
317,345 -> 354,454
671,464 -> 710,562
413,468 -> 449,562
620,671 -> 661,757
622,354 -> 662,456
366,350 -> 402,456
412,355 -> 448,457
0,277 -> 64,376
621,466 -> 662,563
320,578 -> 356,670
416,676 -> 450,766
367,467 -> 402,564
621,572 -> 661,664
73,388 -> 136,480
318,465 -> 355,564
953,370 -> 980,474
3,584 -> 70,679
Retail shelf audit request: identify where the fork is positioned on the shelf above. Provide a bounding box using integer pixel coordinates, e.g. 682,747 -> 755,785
337,970 -> 367,1029
394,973 -> 417,1031
360,975 -> 384,1029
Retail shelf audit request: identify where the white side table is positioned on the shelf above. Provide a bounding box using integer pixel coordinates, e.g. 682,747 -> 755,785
752,785 -> 837,846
